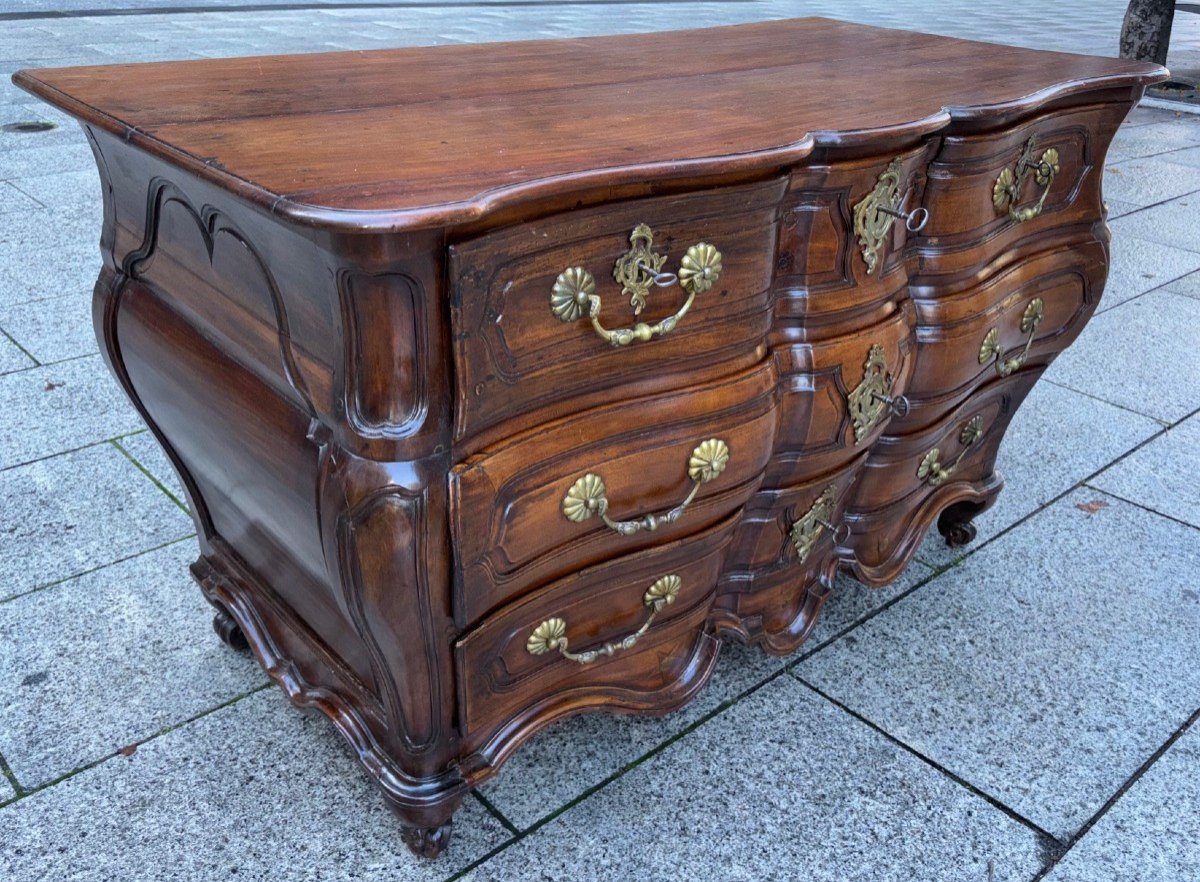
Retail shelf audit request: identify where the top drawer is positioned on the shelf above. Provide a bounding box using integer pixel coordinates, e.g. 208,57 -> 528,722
914,102 -> 1127,279
449,178 -> 785,445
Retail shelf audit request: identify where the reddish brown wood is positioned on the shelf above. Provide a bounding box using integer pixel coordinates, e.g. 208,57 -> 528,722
14,18 -> 1166,858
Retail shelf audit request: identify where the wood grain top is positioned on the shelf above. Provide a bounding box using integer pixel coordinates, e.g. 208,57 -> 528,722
14,17 -> 1165,231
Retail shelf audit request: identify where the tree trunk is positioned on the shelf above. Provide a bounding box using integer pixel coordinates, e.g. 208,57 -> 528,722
1119,0 -> 1175,65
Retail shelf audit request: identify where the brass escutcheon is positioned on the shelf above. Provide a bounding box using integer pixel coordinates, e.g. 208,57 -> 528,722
525,574 -> 681,664
789,485 -> 849,565
846,344 -> 909,443
852,158 -> 928,275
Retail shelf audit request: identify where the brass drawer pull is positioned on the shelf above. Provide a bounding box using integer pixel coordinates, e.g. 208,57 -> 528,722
526,574 -> 681,664
979,297 -> 1044,377
789,485 -> 850,565
846,344 -> 910,444
993,138 -> 1060,223
917,416 -> 985,487
550,224 -> 722,347
852,158 -> 927,275
562,439 -> 729,535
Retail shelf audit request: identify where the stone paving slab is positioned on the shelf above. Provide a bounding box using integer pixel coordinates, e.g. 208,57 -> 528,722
463,676 -> 1046,882
915,378 -> 1160,570
1089,411 -> 1200,529
480,639 -> 785,830
1159,144 -> 1200,169
1098,156 -> 1200,207
1098,231 -> 1200,312
1162,268 -> 1200,299
0,181 -> 42,214
1042,721 -> 1200,882
1044,289 -> 1200,424
0,688 -> 512,882
0,355 -> 143,470
0,331 -> 34,374
798,489 -> 1200,840
1111,191 -> 1200,254
0,774 -> 13,804
114,430 -> 190,510
8,167 -> 99,216
1108,118 -> 1200,161
0,290 -> 97,364
809,561 -> 934,645
0,140 -> 96,181
0,443 -> 193,601
0,540 -> 265,789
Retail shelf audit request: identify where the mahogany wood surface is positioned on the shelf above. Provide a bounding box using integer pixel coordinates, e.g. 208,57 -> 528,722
14,17 -> 1166,859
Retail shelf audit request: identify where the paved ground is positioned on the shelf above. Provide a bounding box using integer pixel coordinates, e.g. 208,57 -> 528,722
1,1 -> 1199,880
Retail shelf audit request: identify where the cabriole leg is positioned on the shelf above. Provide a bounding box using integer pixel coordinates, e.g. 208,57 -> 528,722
400,820 -> 454,859
212,604 -> 249,651
936,500 -> 986,548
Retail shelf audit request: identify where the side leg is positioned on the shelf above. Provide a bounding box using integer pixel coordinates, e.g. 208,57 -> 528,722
400,820 -> 454,859
936,499 -> 986,548
212,603 -> 249,651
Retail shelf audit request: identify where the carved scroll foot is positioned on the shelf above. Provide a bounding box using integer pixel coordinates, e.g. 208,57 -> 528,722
212,605 -> 249,651
937,501 -> 984,548
401,820 -> 453,859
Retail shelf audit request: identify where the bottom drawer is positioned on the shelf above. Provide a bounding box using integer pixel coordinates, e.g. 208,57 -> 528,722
843,369 -> 1043,581
455,515 -> 736,742
714,460 -> 863,653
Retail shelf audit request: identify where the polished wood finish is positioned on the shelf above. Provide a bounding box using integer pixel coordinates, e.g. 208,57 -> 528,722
15,18 -> 1166,859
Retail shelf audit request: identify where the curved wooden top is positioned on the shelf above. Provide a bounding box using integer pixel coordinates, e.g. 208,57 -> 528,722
14,17 -> 1165,232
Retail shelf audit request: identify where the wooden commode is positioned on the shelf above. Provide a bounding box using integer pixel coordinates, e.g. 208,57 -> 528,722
14,18 -> 1166,858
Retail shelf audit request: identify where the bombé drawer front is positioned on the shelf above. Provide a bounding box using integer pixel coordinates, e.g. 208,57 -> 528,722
769,303 -> 916,486
776,142 -> 935,320
449,177 -> 785,447
451,361 -> 778,628
900,238 -> 1106,427
844,368 -> 1043,574
915,102 -> 1125,279
716,459 -> 864,654
455,514 -> 735,742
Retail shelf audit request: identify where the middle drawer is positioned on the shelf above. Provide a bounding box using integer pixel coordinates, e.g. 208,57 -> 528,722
450,361 -> 779,628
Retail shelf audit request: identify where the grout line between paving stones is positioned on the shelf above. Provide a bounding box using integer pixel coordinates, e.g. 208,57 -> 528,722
443,660 -> 802,879
0,325 -> 40,368
0,751 -> 25,801
0,427 -> 148,475
1106,184 -> 1200,225
0,531 -> 197,607
1113,142 -> 1200,164
0,681 -> 272,810
1080,483 -> 1200,534
469,790 -> 520,836
790,675 -> 1064,851
1028,704 -> 1200,882
1041,379 -> 1171,426
110,437 -> 190,513
0,350 -> 101,377
1094,271 -> 1200,317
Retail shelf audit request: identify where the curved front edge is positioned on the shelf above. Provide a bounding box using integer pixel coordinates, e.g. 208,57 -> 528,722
840,369 -> 1042,584
452,516 -> 735,778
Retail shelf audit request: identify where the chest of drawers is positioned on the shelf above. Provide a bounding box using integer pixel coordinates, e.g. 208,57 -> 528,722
15,17 -> 1166,858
